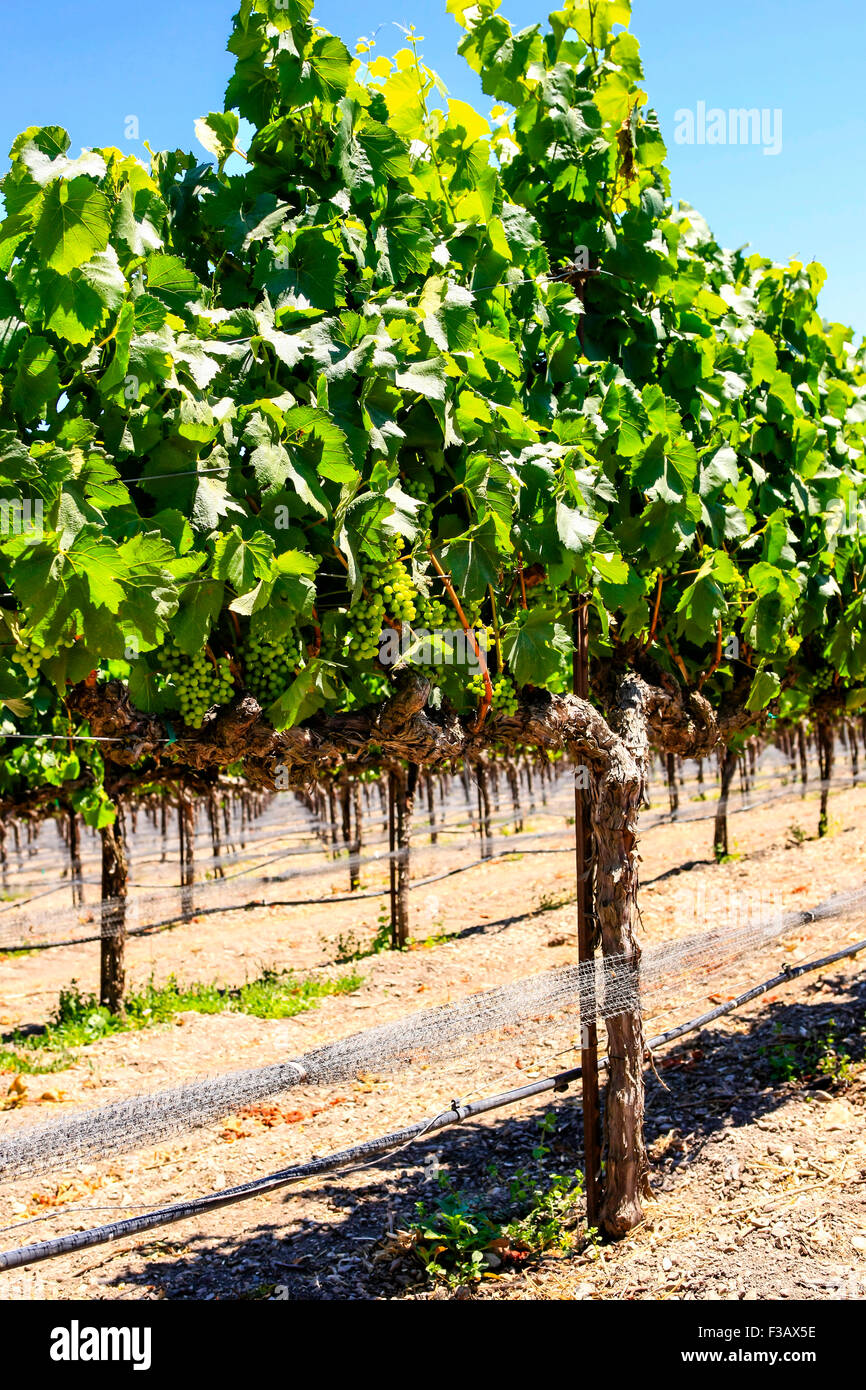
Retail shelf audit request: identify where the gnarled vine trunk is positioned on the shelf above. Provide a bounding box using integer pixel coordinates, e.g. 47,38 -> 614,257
593,674 -> 652,1238
817,721 -> 834,837
713,748 -> 738,861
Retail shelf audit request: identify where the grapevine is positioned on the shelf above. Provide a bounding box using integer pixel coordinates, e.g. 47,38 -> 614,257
0,0 -> 861,1246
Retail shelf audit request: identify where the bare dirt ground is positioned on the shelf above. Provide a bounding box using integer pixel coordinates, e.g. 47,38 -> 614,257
1,767 -> 865,1302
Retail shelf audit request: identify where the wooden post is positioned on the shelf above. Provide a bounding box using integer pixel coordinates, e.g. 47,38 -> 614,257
817,721 -> 834,837
573,596 -> 602,1231
388,771 -> 398,947
68,806 -> 84,907
426,774 -> 438,845
350,779 -> 362,891
100,803 -> 128,1015
476,761 -> 492,858
339,778 -> 354,890
713,747 -> 738,861
665,752 -> 678,815
327,783 -> 339,859
798,722 -> 808,795
178,791 -> 195,920
394,765 -> 417,947
506,758 -> 523,832
208,791 -> 224,879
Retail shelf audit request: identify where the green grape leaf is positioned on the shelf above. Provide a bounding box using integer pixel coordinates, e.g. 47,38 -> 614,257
33,177 -> 111,274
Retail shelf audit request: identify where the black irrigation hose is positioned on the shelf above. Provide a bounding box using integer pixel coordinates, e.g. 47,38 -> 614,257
2,934 -> 865,1274
643,934 -> 866,1051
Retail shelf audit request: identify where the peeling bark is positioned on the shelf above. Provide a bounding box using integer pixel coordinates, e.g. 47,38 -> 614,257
70,672 -> 754,789
817,721 -> 834,837
594,674 -> 652,1238
393,765 -> 417,947
100,808 -> 128,1015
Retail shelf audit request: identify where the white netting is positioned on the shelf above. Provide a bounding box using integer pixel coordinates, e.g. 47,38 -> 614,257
3,881 -> 865,1185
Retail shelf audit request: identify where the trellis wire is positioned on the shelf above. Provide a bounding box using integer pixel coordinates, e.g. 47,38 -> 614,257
2,768 -> 860,953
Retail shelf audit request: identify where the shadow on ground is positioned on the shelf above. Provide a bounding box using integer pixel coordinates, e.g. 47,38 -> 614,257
102,967 -> 866,1300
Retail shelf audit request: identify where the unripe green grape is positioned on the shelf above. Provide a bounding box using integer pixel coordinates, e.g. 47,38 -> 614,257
162,640 -> 237,729
240,628 -> 303,705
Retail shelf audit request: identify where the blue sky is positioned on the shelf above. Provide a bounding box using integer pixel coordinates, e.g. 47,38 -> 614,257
1,0 -> 863,337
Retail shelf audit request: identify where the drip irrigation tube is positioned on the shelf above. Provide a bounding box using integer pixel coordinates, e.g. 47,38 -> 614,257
2,934 -> 864,1274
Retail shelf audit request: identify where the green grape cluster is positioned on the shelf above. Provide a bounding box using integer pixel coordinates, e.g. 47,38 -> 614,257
243,629 -> 303,705
410,593 -> 448,678
12,632 -> 43,680
468,668 -> 519,715
11,631 -> 76,680
412,476 -> 432,501
814,666 -> 835,691
346,552 -> 418,663
409,476 -> 434,534
163,641 -> 234,730
416,593 -> 448,631
346,589 -> 385,662
372,553 -> 416,623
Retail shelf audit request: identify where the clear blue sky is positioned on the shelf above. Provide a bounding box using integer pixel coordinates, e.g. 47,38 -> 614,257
1,0 -> 863,338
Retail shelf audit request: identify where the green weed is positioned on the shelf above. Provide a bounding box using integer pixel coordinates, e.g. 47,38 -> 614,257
334,904 -> 394,962
1,965 -> 363,1062
0,1047 -> 71,1075
760,1018 -> 856,1086
408,1113 -> 585,1289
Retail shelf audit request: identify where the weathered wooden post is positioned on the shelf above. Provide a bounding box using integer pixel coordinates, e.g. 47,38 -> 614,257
573,596 -> 602,1230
